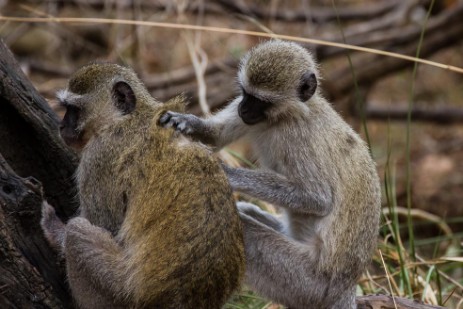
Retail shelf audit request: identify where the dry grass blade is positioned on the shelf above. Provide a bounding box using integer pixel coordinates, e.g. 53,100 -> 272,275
1,16 -> 463,74
440,257 -> 463,263
379,249 -> 399,309
382,207 -> 453,239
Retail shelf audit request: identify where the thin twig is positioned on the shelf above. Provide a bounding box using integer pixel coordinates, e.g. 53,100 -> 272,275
379,249 -> 399,309
1,16 -> 462,74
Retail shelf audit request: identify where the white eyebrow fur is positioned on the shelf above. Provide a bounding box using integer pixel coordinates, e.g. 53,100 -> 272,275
56,89 -> 82,103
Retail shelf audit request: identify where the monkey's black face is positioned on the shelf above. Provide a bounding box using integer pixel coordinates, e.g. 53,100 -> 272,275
238,91 -> 271,125
60,105 -> 86,151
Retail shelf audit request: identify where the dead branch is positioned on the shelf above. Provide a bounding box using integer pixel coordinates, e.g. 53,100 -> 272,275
215,0 -> 401,23
316,1 -> 424,59
365,105 -> 463,124
26,59 -> 74,77
144,58 -> 237,90
149,68 -> 236,115
55,0 -> 400,23
324,3 -> 463,101
51,0 -> 224,16
135,4 -> 463,117
357,295 -> 445,309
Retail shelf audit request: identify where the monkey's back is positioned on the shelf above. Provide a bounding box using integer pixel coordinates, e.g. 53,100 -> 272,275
253,97 -> 380,282
310,101 -> 381,276
300,99 -> 381,276
79,101 -> 244,308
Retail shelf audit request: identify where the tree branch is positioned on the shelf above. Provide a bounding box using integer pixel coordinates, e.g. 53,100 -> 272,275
216,0 -> 401,23
365,105 -> 463,124
357,295 -> 445,309
324,3 -> 463,101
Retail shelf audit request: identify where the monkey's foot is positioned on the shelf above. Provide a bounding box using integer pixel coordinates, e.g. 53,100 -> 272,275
236,201 -> 283,232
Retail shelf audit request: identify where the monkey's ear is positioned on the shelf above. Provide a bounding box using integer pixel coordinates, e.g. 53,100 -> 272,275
112,81 -> 136,115
298,72 -> 317,102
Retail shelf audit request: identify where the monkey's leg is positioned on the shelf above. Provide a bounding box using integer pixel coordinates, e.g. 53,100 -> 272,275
239,213 -> 355,309
225,166 -> 333,216
236,201 -> 283,232
64,217 -> 129,306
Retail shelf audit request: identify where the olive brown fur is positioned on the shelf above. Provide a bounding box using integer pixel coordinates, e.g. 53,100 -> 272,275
41,63 -> 245,309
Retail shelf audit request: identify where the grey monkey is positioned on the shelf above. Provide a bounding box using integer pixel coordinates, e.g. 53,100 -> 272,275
160,40 -> 381,309
41,63 -> 245,309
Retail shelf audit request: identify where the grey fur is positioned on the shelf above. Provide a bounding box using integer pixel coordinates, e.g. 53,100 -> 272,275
160,40 -> 381,309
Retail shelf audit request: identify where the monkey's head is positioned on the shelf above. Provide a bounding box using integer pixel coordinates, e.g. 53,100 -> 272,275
57,63 -> 152,151
237,40 -> 319,125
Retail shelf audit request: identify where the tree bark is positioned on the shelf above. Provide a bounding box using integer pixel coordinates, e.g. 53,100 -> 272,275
0,38 -> 79,219
0,38 -> 76,307
0,155 -> 71,308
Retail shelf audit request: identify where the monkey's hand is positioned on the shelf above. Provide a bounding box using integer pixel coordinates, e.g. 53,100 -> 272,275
65,217 -> 123,255
65,217 -> 105,246
159,111 -> 201,135
41,201 -> 66,252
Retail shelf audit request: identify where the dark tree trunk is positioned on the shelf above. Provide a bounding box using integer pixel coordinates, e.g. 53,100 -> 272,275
0,156 -> 70,308
0,38 -> 76,308
0,38 -> 79,219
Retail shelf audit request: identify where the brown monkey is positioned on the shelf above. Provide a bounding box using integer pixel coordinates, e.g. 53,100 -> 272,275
41,63 -> 245,309
160,40 -> 381,309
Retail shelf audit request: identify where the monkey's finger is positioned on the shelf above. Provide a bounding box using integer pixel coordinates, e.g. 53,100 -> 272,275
159,111 -> 174,126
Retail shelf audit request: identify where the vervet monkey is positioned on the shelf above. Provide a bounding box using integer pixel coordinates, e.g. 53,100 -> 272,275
160,40 -> 381,309
41,63 -> 245,309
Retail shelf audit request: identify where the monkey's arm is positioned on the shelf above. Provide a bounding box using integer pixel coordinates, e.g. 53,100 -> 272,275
41,201 -> 66,251
160,99 -> 248,149
225,166 -> 333,216
64,217 -> 129,300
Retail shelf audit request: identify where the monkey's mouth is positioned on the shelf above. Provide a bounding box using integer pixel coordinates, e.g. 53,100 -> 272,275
239,109 -> 266,125
60,128 -> 87,151
238,98 -> 269,125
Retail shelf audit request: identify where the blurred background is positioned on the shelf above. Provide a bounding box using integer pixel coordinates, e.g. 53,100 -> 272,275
1,0 -> 462,307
